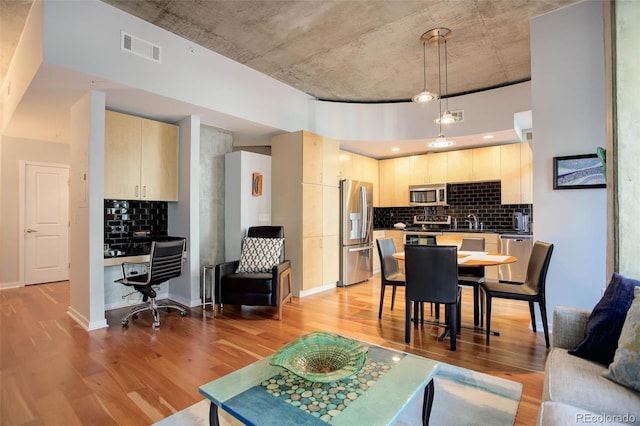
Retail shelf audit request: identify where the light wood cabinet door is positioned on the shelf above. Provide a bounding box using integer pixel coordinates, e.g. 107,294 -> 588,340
520,142 -> 533,204
302,131 -> 323,185
302,237 -> 323,290
426,152 -> 448,183
322,137 -> 340,187
472,146 -> 501,181
393,157 -> 411,206
302,184 -> 323,237
361,156 -> 379,207
105,111 -> 142,200
339,150 -> 352,181
500,143 -> 522,204
447,150 -> 473,183
322,235 -> 339,286
323,186 -> 340,237
378,159 -> 395,206
410,154 -> 429,184
141,118 -> 178,201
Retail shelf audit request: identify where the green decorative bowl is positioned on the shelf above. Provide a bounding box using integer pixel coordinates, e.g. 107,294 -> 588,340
270,331 -> 368,383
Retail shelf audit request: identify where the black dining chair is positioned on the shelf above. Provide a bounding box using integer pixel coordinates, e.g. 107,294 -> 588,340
376,238 -> 406,319
458,237 -> 486,327
404,244 -> 461,351
481,241 -> 554,347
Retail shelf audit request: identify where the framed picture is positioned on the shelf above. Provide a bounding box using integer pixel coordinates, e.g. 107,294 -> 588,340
252,172 -> 263,196
553,154 -> 606,189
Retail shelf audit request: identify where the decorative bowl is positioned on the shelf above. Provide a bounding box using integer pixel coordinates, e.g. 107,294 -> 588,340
269,331 -> 368,383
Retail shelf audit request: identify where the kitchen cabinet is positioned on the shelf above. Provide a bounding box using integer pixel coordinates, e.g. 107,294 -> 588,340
339,150 -> 380,206
472,146 -> 501,181
500,142 -> 532,204
105,110 -> 178,201
379,157 -> 410,207
272,130 -> 340,296
372,230 -> 386,272
447,150 -> 473,183
410,153 -> 449,184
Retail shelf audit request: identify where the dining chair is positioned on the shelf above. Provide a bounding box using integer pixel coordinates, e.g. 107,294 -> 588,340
458,237 -> 486,327
376,238 -> 406,319
480,241 -> 554,347
404,244 -> 461,351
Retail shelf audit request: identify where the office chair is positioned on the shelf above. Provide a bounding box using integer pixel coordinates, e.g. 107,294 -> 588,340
215,226 -> 292,320
116,238 -> 188,328
404,245 -> 461,351
458,237 -> 486,327
376,238 -> 406,319
481,241 -> 554,347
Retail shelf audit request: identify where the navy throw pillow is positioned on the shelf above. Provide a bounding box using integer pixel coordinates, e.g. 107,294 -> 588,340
569,273 -> 639,365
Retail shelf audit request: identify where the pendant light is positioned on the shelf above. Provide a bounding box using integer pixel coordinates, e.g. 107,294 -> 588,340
420,28 -> 456,148
412,36 -> 438,104
434,31 -> 459,125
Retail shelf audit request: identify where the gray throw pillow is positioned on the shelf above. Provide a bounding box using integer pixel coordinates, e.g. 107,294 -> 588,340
604,286 -> 640,391
236,237 -> 284,273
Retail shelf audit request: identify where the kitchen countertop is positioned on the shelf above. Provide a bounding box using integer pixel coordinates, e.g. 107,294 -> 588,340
374,227 -> 532,235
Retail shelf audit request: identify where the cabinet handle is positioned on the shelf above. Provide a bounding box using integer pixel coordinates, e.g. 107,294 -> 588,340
135,185 -> 139,197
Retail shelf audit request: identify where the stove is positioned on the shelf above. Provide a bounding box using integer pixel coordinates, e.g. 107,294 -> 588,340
403,215 -> 451,245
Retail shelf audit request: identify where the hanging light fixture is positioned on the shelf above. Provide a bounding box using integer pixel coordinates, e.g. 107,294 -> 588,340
421,28 -> 457,148
434,29 -> 459,125
412,35 -> 438,104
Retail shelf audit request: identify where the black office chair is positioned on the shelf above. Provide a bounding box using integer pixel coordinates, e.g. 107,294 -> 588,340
481,241 -> 554,347
376,238 -> 406,319
404,245 -> 461,351
116,238 -> 188,328
215,226 -> 292,320
458,237 -> 486,327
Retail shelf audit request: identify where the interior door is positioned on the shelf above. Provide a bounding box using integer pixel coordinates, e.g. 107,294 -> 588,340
24,164 -> 70,285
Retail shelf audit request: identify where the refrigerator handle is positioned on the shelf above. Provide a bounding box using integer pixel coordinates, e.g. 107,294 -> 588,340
360,185 -> 368,241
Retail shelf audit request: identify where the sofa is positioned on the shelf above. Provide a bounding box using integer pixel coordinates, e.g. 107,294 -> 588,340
537,306 -> 640,425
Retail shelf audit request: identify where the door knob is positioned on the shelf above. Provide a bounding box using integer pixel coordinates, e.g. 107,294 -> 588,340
26,228 -> 37,233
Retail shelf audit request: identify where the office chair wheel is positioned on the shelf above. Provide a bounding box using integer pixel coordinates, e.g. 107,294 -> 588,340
122,319 -> 129,326
180,311 -> 187,317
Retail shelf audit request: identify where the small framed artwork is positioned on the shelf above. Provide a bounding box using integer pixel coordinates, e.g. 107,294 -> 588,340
252,172 -> 263,196
553,154 -> 606,189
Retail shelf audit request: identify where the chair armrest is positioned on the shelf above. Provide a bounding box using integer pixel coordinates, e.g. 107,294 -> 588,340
275,260 -> 292,275
120,261 -> 150,279
552,306 -> 591,349
214,260 -> 240,300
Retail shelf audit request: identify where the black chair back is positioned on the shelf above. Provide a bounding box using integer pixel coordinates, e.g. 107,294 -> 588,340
148,239 -> 186,285
377,238 -> 402,280
523,241 -> 554,295
247,226 -> 285,262
405,245 -> 458,304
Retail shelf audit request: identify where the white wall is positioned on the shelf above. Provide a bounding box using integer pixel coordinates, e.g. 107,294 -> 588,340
224,151 -> 272,261
0,137 -> 69,286
531,1 -> 607,315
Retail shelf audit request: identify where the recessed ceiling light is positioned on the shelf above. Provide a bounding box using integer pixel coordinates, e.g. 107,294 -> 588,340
391,147 -> 400,152
483,135 -> 494,139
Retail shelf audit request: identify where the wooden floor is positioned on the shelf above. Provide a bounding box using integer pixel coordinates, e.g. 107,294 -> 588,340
1,275 -> 548,425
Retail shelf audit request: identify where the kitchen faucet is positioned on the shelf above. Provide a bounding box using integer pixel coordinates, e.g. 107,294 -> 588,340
467,214 -> 479,230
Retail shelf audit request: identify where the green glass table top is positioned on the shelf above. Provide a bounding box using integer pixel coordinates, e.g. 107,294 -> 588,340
199,334 -> 440,426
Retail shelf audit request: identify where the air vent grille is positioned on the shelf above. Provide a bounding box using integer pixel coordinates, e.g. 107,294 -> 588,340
121,31 -> 161,63
450,110 -> 464,122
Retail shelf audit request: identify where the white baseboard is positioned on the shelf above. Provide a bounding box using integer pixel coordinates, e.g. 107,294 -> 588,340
0,281 -> 22,290
299,282 -> 336,298
67,306 -> 108,330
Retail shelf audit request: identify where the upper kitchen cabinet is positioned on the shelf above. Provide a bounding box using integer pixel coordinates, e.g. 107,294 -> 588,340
379,157 -> 410,207
105,110 -> 178,201
300,131 -> 339,187
446,150 -> 473,183
339,150 -> 379,206
500,142 -> 532,204
472,146 -> 501,181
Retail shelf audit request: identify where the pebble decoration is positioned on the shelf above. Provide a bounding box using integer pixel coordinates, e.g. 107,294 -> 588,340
260,359 -> 393,422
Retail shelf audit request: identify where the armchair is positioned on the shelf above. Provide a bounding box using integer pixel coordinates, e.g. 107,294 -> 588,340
214,226 -> 292,320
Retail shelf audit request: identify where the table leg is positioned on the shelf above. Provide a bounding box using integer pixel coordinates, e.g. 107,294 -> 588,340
209,402 -> 220,426
422,379 -> 435,425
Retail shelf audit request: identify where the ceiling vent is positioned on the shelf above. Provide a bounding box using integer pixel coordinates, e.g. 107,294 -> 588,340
449,110 -> 464,122
121,31 -> 161,63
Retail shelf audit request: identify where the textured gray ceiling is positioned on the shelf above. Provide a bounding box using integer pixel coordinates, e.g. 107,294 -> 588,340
3,0 -> 580,103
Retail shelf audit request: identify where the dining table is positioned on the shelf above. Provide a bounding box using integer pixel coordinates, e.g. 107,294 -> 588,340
392,249 -> 518,339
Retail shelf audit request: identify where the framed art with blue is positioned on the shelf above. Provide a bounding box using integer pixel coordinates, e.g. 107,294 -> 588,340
553,154 -> 606,190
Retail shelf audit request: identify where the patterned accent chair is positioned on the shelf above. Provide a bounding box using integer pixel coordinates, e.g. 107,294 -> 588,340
214,226 -> 292,320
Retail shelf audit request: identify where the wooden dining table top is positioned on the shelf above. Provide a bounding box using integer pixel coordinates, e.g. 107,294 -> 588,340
392,250 -> 518,267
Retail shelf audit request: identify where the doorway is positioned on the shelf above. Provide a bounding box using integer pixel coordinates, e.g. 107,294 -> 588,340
21,162 -> 70,285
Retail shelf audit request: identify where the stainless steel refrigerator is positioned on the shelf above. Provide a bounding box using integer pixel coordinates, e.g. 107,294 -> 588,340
339,179 -> 373,286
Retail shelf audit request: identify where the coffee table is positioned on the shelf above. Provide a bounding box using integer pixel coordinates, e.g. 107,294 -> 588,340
199,335 -> 440,425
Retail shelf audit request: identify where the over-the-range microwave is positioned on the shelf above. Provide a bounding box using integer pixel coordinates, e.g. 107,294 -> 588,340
409,183 -> 448,206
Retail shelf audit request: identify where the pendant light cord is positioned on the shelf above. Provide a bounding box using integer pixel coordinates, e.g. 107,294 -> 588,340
437,31 -> 443,134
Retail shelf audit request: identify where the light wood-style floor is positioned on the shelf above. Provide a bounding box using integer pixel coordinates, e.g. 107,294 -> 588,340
1,275 -> 548,425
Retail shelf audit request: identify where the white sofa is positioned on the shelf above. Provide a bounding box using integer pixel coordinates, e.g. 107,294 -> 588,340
537,306 -> 640,425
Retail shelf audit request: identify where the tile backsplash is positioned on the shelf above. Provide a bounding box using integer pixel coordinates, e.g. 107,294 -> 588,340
374,181 -> 532,231
104,199 -> 168,251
